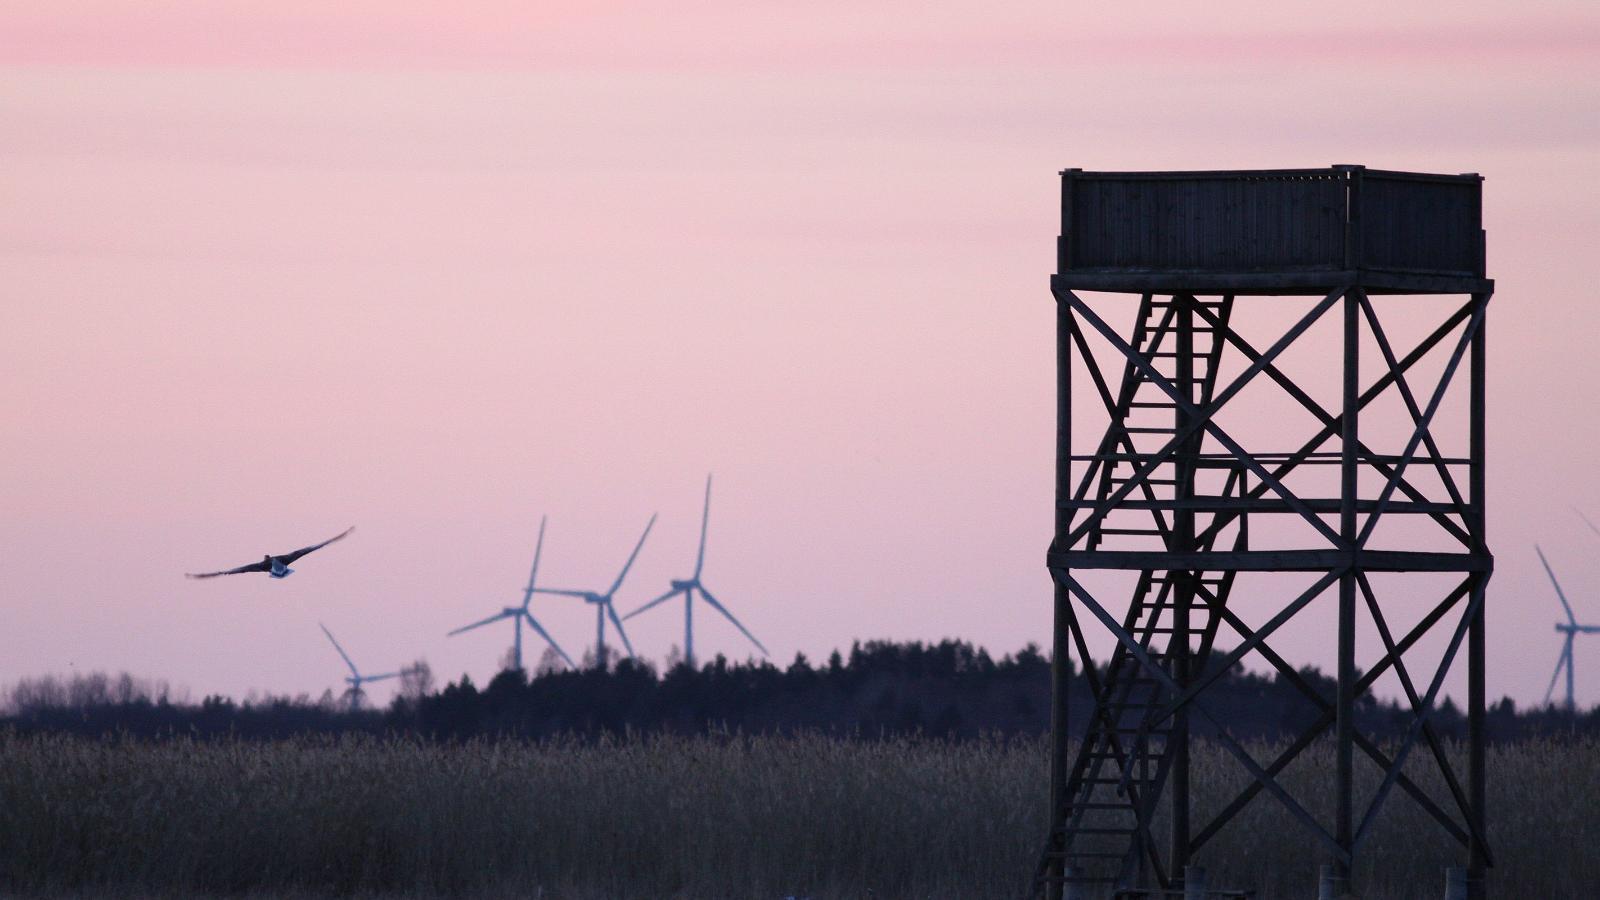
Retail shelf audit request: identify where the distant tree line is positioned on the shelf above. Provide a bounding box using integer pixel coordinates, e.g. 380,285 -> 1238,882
4,639 -> 1596,742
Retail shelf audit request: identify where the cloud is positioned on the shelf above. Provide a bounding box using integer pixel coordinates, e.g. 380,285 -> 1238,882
1,3 -> 1594,73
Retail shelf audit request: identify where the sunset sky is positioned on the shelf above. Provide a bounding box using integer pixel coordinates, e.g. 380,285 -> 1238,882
3,1 -> 1599,708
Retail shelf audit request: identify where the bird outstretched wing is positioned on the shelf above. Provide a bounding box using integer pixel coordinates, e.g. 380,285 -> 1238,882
278,526 -> 355,564
185,560 -> 273,579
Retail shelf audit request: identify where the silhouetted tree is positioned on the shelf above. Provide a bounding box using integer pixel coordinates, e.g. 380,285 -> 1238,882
7,644 -> 1597,743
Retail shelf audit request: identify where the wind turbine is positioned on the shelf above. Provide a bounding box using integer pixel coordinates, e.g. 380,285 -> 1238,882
1534,545 -> 1600,712
534,514 -> 655,669
624,475 -> 768,669
319,622 -> 402,712
447,516 -> 574,672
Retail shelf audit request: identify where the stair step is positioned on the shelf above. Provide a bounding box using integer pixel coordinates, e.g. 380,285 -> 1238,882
1085,749 -> 1142,759
1039,852 -> 1129,868
1107,883 -> 1254,890
1068,801 -> 1142,810
1100,698 -> 1164,710
1083,750 -> 1161,762
1125,427 -> 1179,434
1108,654 -> 1164,665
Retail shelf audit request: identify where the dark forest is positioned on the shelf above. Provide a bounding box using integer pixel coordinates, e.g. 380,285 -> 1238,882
4,640 -> 1591,743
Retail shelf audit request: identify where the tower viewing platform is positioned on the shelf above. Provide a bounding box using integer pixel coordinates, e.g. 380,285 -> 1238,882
1055,166 -> 1490,295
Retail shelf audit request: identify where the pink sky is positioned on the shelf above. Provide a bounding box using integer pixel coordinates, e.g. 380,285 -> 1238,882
3,1 -> 1599,708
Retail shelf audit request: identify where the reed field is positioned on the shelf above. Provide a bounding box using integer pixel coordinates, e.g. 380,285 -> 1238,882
0,731 -> 1594,899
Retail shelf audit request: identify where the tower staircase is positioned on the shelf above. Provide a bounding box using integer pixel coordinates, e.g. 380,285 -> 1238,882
1034,295 -> 1247,898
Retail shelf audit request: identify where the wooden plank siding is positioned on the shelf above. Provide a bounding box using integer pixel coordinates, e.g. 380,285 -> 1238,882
1362,172 -> 1484,275
1059,167 -> 1484,282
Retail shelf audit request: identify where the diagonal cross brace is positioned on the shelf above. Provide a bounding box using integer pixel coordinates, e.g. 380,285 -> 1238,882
1353,572 -> 1490,851
1060,286 -> 1347,549
1190,300 -> 1473,546
1355,298 -> 1488,546
1186,577 -> 1477,854
1195,300 -> 1478,549
1070,297 -> 1177,508
1356,294 -> 1469,519
1152,568 -> 1344,722
1061,287 -> 1342,547
1054,569 -> 1351,864
1356,573 -> 1492,863
1065,311 -> 1176,545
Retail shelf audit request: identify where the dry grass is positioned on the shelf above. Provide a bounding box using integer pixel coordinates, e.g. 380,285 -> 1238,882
0,731 -> 1592,899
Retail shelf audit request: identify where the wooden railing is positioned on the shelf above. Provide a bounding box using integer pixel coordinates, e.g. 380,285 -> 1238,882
1058,166 -> 1484,278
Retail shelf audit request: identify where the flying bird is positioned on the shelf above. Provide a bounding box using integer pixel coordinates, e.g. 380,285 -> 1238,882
185,527 -> 355,579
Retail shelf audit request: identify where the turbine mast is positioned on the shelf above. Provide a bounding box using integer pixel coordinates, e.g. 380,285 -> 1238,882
685,585 -> 695,670
513,612 -> 524,672
1569,634 -> 1578,713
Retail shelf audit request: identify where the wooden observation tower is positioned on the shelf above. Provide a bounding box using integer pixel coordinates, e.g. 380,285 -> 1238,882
1035,167 -> 1492,899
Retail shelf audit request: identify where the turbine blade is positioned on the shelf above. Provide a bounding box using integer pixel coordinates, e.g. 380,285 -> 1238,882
523,611 -> 576,669
696,584 -> 769,657
1536,545 -> 1580,626
1545,638 -> 1572,706
447,610 -> 514,637
608,513 -> 657,595
522,515 -> 548,610
363,672 -> 402,682
695,474 -> 712,578
624,587 -> 684,621
1576,507 -> 1600,540
532,587 -> 592,599
606,602 -> 636,658
319,623 -> 361,678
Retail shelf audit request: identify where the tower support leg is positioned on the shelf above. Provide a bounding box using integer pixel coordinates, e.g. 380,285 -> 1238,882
1467,294 -> 1489,900
1171,294 -> 1197,875
685,589 -> 696,670
1047,286 -> 1075,900
1334,288 -> 1360,889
